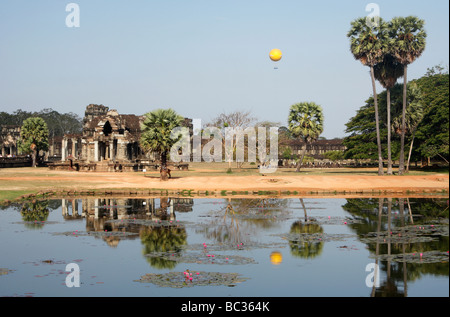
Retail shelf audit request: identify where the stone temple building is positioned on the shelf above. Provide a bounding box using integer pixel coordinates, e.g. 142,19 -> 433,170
52,104 -> 191,171
0,125 -> 21,157
66,105 -> 143,160
54,104 -> 145,171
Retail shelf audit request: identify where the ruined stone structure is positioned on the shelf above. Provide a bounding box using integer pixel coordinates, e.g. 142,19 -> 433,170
0,125 -> 21,157
52,104 -> 191,172
280,138 -> 346,158
56,104 -> 146,171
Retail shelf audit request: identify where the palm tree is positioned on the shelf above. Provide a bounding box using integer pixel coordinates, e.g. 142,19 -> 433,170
389,16 -> 427,175
288,102 -> 324,172
140,108 -> 184,180
348,17 -> 389,175
374,54 -> 404,174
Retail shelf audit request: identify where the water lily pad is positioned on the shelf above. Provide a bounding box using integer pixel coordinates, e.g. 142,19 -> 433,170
186,242 -> 286,252
371,251 -> 449,264
361,224 -> 448,244
277,232 -> 356,243
145,250 -> 256,265
135,271 -> 248,288
0,268 -> 14,276
106,219 -> 190,227
52,230 -> 139,237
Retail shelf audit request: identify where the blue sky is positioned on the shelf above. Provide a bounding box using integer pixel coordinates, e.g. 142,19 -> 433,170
0,0 -> 448,138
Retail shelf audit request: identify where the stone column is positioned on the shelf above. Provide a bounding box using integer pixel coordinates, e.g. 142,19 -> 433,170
62,199 -> 67,216
94,198 -> 99,219
94,141 -> 99,161
109,142 -> 114,161
117,139 -> 125,160
71,139 -> 76,158
61,138 -> 66,161
169,199 -> 175,221
84,141 -> 90,162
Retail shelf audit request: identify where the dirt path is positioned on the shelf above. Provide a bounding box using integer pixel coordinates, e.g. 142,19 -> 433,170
0,169 -> 448,197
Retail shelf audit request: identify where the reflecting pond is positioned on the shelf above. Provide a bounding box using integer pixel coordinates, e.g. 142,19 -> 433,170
0,196 -> 448,297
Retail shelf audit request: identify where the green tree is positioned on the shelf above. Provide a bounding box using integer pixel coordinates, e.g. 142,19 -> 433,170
348,17 -> 390,175
343,100 -> 379,161
374,54 -> 404,174
344,71 -> 448,168
389,16 -> 427,174
0,108 -> 82,137
18,117 -> 49,167
140,109 -> 184,180
392,82 -> 425,172
324,150 -> 344,161
37,108 -> 82,138
414,73 -> 449,164
288,102 -> 324,172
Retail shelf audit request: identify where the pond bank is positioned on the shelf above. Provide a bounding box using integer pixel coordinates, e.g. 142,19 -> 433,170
0,172 -> 448,203
0,167 -> 448,203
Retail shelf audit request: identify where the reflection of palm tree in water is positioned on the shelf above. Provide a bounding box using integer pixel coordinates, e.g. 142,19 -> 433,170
139,224 -> 187,269
288,199 -> 324,259
372,198 -> 406,297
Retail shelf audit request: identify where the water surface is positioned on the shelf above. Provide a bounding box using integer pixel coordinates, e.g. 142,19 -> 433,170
0,196 -> 448,297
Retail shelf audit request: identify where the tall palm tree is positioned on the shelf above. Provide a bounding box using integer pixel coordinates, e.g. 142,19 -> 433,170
389,16 -> 427,175
288,102 -> 324,172
348,17 -> 389,175
374,54 -> 404,174
140,108 -> 184,180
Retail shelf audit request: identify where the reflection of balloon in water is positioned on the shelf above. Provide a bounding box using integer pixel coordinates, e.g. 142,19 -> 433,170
270,251 -> 283,265
269,49 -> 282,61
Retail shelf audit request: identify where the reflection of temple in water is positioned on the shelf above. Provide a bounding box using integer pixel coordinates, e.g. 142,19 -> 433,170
60,197 -> 193,247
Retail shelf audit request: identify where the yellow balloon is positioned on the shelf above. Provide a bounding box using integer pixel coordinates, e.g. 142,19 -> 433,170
270,251 -> 283,265
269,49 -> 282,62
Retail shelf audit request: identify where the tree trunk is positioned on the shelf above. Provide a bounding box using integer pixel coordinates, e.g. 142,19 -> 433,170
399,65 -> 408,175
370,66 -> 384,175
406,134 -> 415,173
299,198 -> 307,222
32,149 -> 37,168
387,88 -> 393,175
160,151 -> 169,181
296,143 -> 307,172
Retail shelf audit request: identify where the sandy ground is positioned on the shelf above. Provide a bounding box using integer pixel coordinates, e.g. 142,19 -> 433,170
0,168 -> 448,198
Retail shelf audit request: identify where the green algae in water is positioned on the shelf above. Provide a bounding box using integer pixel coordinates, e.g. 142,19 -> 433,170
135,271 -> 249,288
